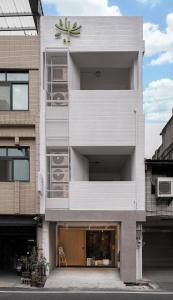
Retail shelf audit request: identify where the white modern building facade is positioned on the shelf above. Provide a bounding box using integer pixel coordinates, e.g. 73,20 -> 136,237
39,16 -> 145,283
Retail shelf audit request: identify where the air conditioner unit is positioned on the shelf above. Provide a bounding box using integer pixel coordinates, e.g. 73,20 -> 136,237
156,177 -> 173,198
49,183 -> 68,198
51,91 -> 68,106
50,155 -> 68,167
52,92 -> 68,101
51,168 -> 69,183
52,67 -> 67,81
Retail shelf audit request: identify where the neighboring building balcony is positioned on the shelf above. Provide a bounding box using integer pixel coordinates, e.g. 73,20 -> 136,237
69,90 -> 138,146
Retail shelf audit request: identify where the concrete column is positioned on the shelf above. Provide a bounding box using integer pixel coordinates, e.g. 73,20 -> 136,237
120,220 -> 136,283
42,220 -> 50,263
49,222 -> 57,271
37,226 -> 43,251
37,219 -> 50,273
136,223 -> 143,280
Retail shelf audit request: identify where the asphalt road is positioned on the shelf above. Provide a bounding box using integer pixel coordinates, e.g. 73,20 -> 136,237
0,291 -> 173,300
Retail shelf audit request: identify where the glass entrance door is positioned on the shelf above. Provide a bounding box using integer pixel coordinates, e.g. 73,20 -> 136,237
86,230 -> 115,267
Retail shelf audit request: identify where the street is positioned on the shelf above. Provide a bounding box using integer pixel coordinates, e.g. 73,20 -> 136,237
0,291 -> 173,300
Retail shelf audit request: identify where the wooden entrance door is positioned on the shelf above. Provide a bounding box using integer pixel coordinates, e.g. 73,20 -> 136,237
58,228 -> 86,266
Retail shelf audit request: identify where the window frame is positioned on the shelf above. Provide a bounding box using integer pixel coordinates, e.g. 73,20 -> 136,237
0,83 -> 11,111
0,147 -> 30,182
0,71 -> 29,111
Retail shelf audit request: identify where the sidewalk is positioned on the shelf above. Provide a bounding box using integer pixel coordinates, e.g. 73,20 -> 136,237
0,268 -> 156,291
0,271 -> 30,288
44,268 -> 152,291
143,268 -> 173,291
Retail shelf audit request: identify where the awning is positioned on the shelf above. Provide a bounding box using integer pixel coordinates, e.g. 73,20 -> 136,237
0,216 -> 38,226
0,0 -> 43,35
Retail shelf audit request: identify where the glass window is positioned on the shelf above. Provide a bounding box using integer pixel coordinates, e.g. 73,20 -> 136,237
0,72 -> 29,111
13,160 -> 29,181
12,84 -> 28,110
86,231 -> 114,262
8,148 -> 28,157
0,86 -> 11,110
7,73 -> 28,82
0,73 -> 5,81
0,148 -> 7,156
0,160 -> 12,181
0,147 -> 29,182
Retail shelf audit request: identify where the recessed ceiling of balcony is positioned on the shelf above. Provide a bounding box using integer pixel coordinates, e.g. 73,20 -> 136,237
88,155 -> 129,169
88,154 -> 134,181
72,146 -> 135,155
70,52 -> 137,68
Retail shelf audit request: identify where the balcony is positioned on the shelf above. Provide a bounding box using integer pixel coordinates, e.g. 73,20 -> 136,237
69,181 -> 136,211
69,90 -> 137,146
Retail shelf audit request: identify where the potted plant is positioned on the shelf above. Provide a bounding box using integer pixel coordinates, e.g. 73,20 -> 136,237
30,247 -> 49,287
18,247 -> 49,287
19,255 -> 31,284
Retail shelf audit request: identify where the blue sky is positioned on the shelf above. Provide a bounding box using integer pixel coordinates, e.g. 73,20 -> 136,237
42,0 -> 173,156
111,0 -> 173,88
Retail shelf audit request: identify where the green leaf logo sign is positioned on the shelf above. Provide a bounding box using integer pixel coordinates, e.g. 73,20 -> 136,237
55,17 -> 82,44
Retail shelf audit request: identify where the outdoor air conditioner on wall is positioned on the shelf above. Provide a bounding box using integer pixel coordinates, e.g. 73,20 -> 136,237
51,168 -> 69,183
156,177 -> 173,198
50,183 -> 68,198
52,67 -> 67,81
50,155 -> 68,167
51,91 -> 68,105
52,92 -> 68,101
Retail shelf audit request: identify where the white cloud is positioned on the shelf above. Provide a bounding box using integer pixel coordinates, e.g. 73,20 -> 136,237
42,0 -> 122,16
144,78 -> 173,122
144,13 -> 173,65
137,0 -> 160,7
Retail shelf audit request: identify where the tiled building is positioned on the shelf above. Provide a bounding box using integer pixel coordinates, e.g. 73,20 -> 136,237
144,160 -> 173,267
0,0 -> 42,271
153,113 -> 173,160
39,16 -> 145,283
143,113 -> 173,267
0,4 -> 146,283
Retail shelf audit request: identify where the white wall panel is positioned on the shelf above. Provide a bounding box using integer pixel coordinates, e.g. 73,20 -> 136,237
69,90 -> 137,146
41,16 -> 144,52
70,181 -> 136,210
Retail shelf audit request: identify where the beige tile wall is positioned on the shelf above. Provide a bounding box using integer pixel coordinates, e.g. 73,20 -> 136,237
0,36 -> 39,69
0,36 -> 40,215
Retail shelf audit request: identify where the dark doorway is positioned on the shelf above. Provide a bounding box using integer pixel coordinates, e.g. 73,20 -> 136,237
0,226 -> 36,271
143,230 -> 173,267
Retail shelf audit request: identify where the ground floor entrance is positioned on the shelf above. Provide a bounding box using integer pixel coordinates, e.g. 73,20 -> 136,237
0,217 -> 37,271
45,211 -> 145,282
57,225 -> 119,267
143,226 -> 173,267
